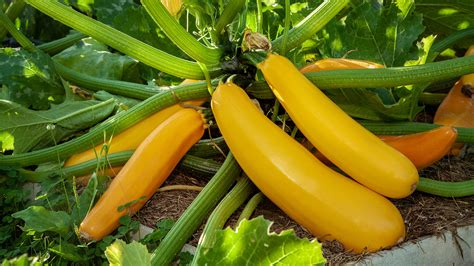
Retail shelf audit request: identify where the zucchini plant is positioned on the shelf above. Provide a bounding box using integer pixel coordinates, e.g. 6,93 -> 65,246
1,0 -> 474,265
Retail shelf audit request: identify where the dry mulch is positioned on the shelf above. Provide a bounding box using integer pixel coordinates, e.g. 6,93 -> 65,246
137,152 -> 474,264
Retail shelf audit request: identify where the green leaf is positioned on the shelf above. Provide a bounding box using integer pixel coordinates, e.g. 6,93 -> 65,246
105,239 -> 151,266
140,219 -> 175,245
70,0 -> 95,15
94,0 -> 135,25
319,0 -> 424,67
178,251 -> 194,266
326,88 -> 423,121
12,206 -> 72,236
313,0 -> 430,121
1,254 -> 43,266
49,242 -> 92,262
53,38 -> 138,81
0,98 -> 116,153
197,216 -> 325,265
415,0 -> 474,47
93,90 -> 141,109
0,48 -> 66,110
71,173 -> 99,225
184,0 -> 216,31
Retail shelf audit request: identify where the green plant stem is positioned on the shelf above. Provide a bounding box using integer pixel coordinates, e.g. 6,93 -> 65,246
272,0 -> 349,53
0,0 -> 25,40
55,63 -> 164,99
246,55 -> 474,94
236,192 -> 264,225
301,55 -> 474,88
179,154 -> 221,175
428,28 -> 474,62
37,31 -> 86,55
256,0 -> 263,33
151,153 -> 240,266
0,85 -> 210,167
271,101 -> 280,122
188,136 -> 228,158
214,0 -> 246,35
17,152 -> 221,182
417,178 -> 474,197
141,0 -> 222,65
0,7 -> 34,51
55,63 -> 220,101
279,0 -> 292,55
25,0 -> 220,79
360,121 -> 474,143
419,92 -> 446,105
192,176 -> 255,264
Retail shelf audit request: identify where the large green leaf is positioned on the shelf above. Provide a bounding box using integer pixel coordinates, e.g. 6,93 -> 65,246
314,0 -> 429,120
196,216 -> 325,265
415,0 -> 474,46
0,98 -> 116,154
319,0 -> 424,67
0,48 -> 66,110
11,206 -> 72,236
53,38 -> 138,81
105,240 -> 151,266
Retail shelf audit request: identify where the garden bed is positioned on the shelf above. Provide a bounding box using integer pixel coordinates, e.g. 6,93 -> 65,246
136,153 -> 474,264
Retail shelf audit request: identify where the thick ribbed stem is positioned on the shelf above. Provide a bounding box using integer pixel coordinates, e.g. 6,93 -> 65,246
0,0 -> 25,40
272,0 -> 350,53
192,177 -> 255,264
141,0 -> 222,65
25,0 -> 221,79
151,153 -> 240,266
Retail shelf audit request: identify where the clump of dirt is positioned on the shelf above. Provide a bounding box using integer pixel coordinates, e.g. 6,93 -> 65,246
137,154 -> 473,265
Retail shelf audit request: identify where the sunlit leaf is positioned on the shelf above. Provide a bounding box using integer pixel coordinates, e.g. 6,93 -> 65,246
105,239 -> 151,266
0,98 -> 116,153
53,38 -> 139,82
0,48 -> 66,110
415,0 -> 474,47
12,206 -> 72,236
319,0 -> 424,67
197,216 -> 325,265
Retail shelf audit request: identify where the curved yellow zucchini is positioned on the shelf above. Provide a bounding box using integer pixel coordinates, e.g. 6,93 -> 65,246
211,82 -> 405,252
258,54 -> 419,199
300,58 -> 384,73
78,108 -> 205,241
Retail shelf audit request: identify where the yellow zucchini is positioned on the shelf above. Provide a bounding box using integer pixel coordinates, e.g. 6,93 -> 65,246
300,58 -> 384,73
78,108 -> 206,241
258,54 -> 419,199
211,82 -> 405,252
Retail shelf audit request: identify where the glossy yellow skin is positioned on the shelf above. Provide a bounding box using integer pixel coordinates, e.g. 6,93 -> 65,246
211,82 -> 405,252
258,54 -> 419,199
460,46 -> 474,87
300,58 -> 384,73
161,0 -> 182,16
65,100 -> 204,167
435,46 -> 474,156
79,108 -> 205,241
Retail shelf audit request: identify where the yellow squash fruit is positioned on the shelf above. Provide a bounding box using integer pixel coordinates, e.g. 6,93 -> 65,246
258,54 -> 419,199
211,82 -> 405,252
78,108 -> 205,241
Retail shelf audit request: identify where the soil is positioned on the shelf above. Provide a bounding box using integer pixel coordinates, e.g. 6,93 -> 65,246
137,151 -> 474,265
